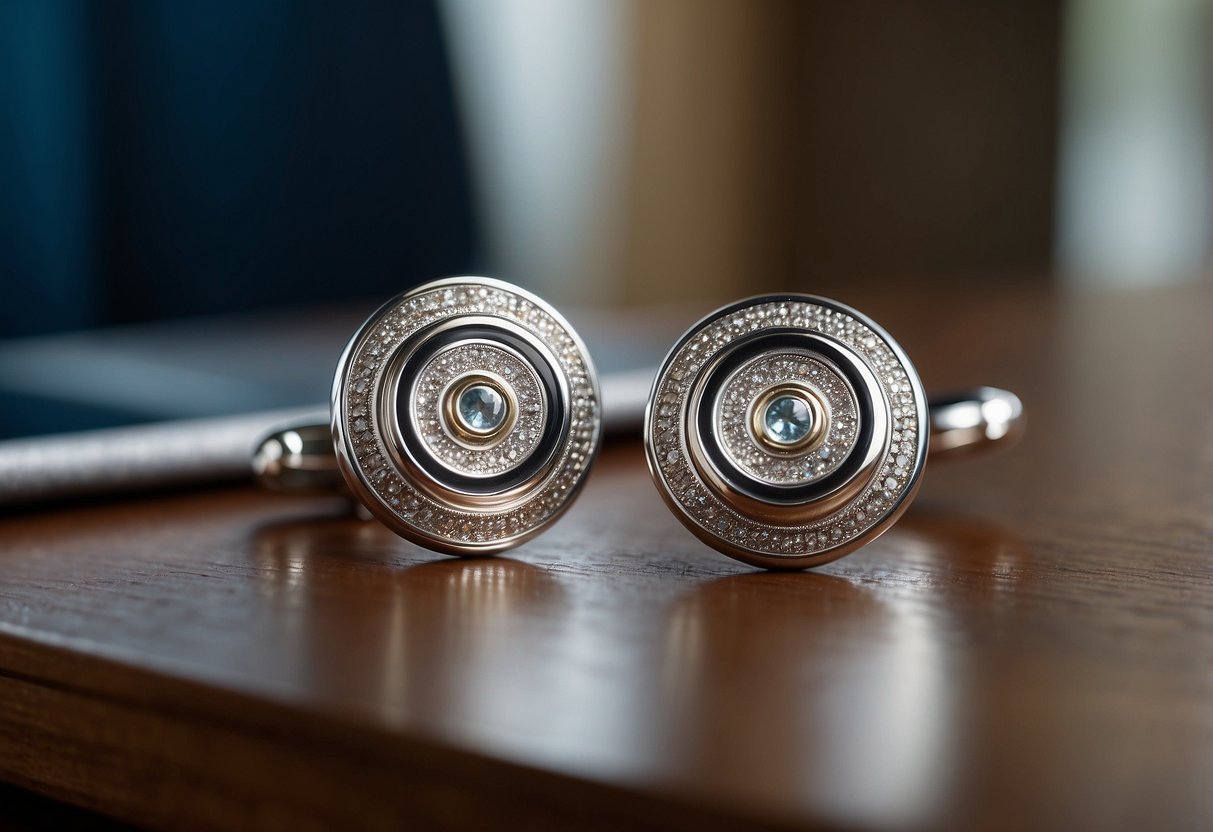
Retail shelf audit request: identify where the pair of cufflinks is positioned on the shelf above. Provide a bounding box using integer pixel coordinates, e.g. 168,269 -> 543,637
255,277 -> 1021,570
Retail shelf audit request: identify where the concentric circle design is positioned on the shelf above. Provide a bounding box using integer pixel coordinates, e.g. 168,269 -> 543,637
332,277 -> 602,555
413,343 -> 544,476
716,353 -> 858,487
644,295 -> 928,569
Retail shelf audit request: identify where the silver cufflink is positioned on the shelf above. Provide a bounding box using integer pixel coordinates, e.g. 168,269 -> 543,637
254,276 -> 602,555
644,294 -> 1023,569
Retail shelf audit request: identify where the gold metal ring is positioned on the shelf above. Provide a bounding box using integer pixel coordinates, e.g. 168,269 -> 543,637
440,372 -> 518,448
748,384 -> 828,453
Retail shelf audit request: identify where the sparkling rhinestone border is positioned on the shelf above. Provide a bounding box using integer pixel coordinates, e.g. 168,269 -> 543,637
716,353 -> 860,486
414,343 -> 546,477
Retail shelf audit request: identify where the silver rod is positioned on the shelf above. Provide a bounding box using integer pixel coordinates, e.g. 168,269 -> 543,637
252,387 -> 1024,493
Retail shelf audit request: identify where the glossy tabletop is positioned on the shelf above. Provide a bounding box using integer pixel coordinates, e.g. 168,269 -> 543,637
1,279 -> 1211,831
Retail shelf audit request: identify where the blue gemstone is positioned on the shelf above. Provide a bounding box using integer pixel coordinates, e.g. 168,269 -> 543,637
763,395 -> 813,445
457,385 -> 506,432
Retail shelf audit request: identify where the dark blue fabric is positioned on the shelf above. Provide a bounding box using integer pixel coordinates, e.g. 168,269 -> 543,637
0,0 -> 97,336
0,0 -> 479,337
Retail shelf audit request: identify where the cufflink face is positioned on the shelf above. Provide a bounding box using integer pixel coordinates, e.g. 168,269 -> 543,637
332,277 -> 602,555
644,294 -> 929,569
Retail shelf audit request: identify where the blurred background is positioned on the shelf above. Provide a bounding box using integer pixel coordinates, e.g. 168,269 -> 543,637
0,0 -> 1209,438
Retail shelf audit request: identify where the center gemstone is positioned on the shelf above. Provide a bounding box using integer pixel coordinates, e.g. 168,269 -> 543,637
762,394 -> 814,446
456,384 -> 507,433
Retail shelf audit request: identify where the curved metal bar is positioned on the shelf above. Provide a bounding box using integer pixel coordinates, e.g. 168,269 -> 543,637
255,386 -> 1025,492
252,423 -> 343,493
927,387 -> 1025,461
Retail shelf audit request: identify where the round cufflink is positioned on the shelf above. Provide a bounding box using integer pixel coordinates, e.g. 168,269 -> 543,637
258,276 -> 602,555
644,294 -> 1022,570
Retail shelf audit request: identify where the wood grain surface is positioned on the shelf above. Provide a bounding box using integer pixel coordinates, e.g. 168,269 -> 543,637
1,280 -> 1211,831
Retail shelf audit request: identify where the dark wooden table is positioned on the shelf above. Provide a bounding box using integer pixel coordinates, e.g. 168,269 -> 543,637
2,279 -> 1211,831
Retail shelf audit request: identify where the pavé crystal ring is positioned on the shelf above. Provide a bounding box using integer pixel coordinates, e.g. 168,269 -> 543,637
254,276 -> 602,555
644,294 -> 1023,569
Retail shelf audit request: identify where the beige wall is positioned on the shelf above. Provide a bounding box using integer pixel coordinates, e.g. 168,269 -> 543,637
621,0 -> 798,307
620,1 -> 1061,305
